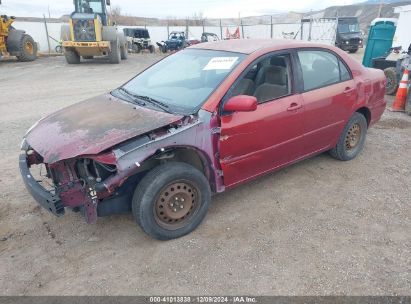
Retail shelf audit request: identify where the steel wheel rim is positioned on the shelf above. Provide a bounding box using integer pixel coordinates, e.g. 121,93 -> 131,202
345,123 -> 361,150
154,181 -> 200,230
25,41 -> 34,55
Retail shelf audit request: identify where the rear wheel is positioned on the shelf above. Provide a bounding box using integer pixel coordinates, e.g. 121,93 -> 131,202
329,112 -> 367,161
384,67 -> 398,95
132,162 -> 211,240
108,39 -> 121,64
64,49 -> 80,64
149,45 -> 155,53
120,43 -> 128,60
16,34 -> 37,62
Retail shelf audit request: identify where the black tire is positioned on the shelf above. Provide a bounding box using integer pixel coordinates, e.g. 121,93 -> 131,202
82,56 -> 93,60
348,48 -> 358,53
16,34 -> 37,62
406,91 -> 411,116
108,39 -> 121,64
149,45 -> 155,54
132,162 -> 211,240
64,49 -> 80,64
55,45 -> 63,54
161,45 -> 167,53
329,112 -> 368,161
384,67 -> 398,95
120,43 -> 128,60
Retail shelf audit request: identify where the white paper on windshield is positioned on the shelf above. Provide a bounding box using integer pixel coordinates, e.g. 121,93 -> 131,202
203,57 -> 239,70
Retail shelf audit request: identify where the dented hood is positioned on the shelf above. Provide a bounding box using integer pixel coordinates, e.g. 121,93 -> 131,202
25,94 -> 183,163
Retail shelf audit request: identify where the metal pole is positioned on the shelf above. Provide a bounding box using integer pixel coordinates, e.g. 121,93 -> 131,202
186,18 -> 189,39
220,19 -> 223,40
202,19 -> 205,34
377,0 -> 383,18
43,14 -> 51,54
308,19 -> 312,41
270,15 -> 273,39
241,19 -> 244,39
167,20 -> 170,37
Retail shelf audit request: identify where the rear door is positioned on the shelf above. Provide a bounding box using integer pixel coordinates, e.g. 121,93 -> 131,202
296,49 -> 357,153
218,52 -> 306,188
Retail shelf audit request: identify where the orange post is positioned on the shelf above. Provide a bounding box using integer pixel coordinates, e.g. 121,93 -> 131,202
390,68 -> 409,112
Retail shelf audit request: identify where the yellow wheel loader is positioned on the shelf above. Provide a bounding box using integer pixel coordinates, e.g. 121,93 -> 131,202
61,0 -> 127,64
0,0 -> 37,61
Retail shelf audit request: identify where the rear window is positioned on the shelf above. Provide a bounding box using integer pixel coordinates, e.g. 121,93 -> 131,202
298,50 -> 352,91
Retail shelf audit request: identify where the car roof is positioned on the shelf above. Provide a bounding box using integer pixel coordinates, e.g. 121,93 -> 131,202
189,38 -> 335,54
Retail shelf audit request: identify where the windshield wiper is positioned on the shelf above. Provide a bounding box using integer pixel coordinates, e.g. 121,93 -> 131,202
116,88 -> 146,107
117,88 -> 172,113
132,94 -> 171,113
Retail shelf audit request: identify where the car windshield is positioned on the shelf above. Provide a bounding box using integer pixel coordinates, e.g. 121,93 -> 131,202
338,22 -> 360,33
115,49 -> 245,115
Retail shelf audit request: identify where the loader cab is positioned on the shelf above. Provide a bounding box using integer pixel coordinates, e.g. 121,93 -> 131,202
73,0 -> 110,26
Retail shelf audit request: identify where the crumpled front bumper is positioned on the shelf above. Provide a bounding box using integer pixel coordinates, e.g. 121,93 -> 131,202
19,150 -> 65,217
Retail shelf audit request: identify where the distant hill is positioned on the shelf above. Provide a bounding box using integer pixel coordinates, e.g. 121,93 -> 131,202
15,0 -> 411,34
363,0 -> 406,4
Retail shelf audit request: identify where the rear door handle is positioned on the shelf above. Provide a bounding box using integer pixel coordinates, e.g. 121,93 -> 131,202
344,87 -> 354,93
287,103 -> 302,111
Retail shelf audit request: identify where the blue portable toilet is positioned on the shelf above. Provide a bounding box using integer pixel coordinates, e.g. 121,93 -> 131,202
362,18 -> 397,67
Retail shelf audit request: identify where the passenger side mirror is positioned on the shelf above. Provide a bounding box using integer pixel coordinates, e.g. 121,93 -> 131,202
106,0 -> 111,6
224,95 -> 257,113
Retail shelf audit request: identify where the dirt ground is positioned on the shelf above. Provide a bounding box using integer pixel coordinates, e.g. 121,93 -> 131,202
0,49 -> 410,296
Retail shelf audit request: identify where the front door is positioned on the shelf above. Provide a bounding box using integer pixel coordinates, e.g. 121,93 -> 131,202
219,52 -> 305,188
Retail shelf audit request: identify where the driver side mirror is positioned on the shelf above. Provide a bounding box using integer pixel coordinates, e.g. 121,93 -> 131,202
224,95 -> 257,113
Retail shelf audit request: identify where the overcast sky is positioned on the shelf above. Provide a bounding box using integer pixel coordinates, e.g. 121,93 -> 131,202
2,0 -> 358,18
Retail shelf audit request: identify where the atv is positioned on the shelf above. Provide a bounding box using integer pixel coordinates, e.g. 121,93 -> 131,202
156,31 -> 188,53
123,27 -> 155,54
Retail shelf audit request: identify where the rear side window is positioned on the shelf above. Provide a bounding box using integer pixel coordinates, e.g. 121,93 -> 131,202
298,50 -> 351,91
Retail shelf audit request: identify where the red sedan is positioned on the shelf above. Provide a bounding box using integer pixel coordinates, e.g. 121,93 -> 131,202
20,39 -> 387,240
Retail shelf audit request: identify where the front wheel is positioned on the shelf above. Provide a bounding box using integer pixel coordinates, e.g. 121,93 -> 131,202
108,39 -> 121,64
329,112 -> 367,161
64,49 -> 80,64
132,162 -> 211,240
120,43 -> 128,60
348,48 -> 358,53
16,34 -> 37,62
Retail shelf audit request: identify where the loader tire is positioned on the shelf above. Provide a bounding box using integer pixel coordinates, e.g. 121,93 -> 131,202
109,39 -> 121,64
102,27 -> 117,42
65,49 -> 80,64
120,42 -> 128,60
16,34 -> 37,62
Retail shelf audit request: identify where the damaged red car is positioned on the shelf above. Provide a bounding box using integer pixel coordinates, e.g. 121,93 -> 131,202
20,39 -> 386,240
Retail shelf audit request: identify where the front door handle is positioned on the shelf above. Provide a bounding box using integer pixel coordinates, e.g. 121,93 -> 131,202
287,103 -> 302,111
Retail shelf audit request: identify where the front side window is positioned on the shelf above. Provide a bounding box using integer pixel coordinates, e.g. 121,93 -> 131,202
298,50 -> 351,91
230,54 -> 292,103
115,49 -> 245,115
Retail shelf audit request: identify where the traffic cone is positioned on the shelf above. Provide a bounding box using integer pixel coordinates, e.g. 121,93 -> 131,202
390,68 -> 409,112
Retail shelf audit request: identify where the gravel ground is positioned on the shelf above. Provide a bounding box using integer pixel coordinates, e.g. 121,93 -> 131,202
0,50 -> 410,296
